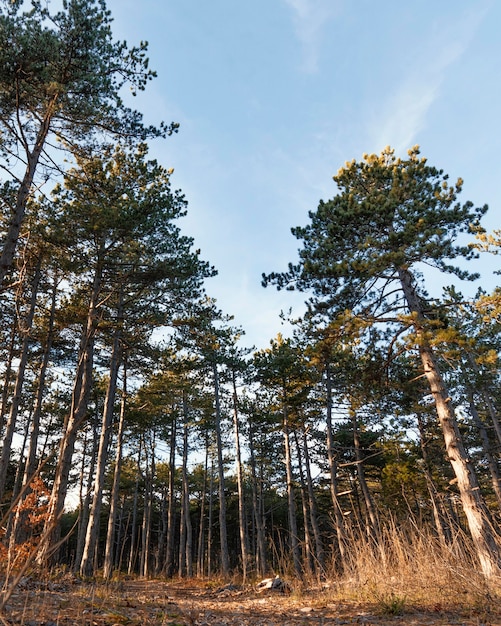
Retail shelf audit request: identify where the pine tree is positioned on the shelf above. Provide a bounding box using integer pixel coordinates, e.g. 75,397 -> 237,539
264,146 -> 500,577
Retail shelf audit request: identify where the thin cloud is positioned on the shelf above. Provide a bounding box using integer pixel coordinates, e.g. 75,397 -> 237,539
370,6 -> 489,154
284,0 -> 343,73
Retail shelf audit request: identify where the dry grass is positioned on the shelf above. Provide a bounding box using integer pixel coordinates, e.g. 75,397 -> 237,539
323,520 -> 498,615
1,520 -> 501,624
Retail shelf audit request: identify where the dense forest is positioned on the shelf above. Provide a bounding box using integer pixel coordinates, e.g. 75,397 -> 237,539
1,0 -> 500,592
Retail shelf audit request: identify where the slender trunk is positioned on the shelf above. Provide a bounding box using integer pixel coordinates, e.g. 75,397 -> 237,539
248,422 -> 266,577
75,419 -> 99,570
0,315 -> 17,441
39,259 -> 103,565
179,391 -> 193,577
465,352 -> 501,448
399,266 -> 500,578
283,405 -> 302,579
80,292 -> 123,577
416,412 -> 451,545
103,360 -> 127,580
351,408 -> 380,542
0,258 -> 42,501
301,427 -> 325,575
231,369 -> 249,580
196,439 -> 209,578
164,417 -> 176,577
324,363 -> 346,568
23,274 -> 58,482
155,482 -> 168,575
212,361 -> 230,577
0,96 -> 58,285
207,456 -> 214,577
140,434 -> 155,578
468,393 -> 501,508
293,430 -> 314,578
127,447 -> 141,576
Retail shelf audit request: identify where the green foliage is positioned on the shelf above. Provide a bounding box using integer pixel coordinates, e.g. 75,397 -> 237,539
0,0 -> 176,143
264,145 -> 487,320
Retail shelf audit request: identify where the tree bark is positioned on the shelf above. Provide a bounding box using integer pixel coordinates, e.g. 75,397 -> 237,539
0,258 -> 42,501
80,291 -> 123,576
103,360 -> 127,580
231,369 -> 250,580
324,363 -> 347,569
399,266 -> 500,578
0,96 -> 58,285
282,405 -> 302,579
212,361 -> 230,577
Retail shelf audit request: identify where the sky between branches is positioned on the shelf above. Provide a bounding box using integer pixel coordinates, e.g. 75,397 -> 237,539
106,0 -> 500,350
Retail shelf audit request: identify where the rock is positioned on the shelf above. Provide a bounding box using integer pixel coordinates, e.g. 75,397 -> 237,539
256,575 -> 289,593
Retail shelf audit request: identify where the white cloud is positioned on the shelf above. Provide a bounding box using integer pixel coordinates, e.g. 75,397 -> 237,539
283,0 -> 344,73
370,6 -> 489,154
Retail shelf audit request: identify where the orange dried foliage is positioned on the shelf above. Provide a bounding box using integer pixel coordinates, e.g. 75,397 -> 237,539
0,476 -> 51,572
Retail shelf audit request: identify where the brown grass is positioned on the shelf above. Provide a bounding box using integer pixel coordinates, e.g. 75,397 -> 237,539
1,519 -> 501,624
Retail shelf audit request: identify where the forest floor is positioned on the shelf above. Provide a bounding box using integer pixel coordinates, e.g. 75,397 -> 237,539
1,575 -> 501,626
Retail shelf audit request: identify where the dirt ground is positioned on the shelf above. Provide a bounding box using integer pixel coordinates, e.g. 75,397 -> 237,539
1,577 -> 500,626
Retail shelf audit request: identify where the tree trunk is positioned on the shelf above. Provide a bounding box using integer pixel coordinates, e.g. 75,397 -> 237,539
301,427 -> 325,575
75,419 -> 99,571
0,258 -> 41,501
351,408 -> 380,544
212,361 -> 230,577
0,96 -> 58,285
23,273 -> 58,483
283,405 -> 302,579
103,360 -> 127,580
248,421 -> 267,577
231,369 -> 250,580
196,438 -> 209,578
293,431 -> 314,578
324,363 -> 346,569
178,391 -> 193,577
467,393 -> 501,508
80,292 -> 123,576
164,417 -> 177,577
127,447 -> 141,576
39,259 -> 103,565
399,266 -> 500,578
416,412 -> 452,545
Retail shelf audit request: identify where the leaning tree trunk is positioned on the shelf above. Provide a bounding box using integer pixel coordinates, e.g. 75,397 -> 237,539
0,96 -> 58,286
0,258 -> 42,502
399,266 -> 501,578
38,257 -> 103,566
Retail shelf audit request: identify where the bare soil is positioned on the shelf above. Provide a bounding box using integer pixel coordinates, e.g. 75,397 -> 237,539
1,577 -> 500,625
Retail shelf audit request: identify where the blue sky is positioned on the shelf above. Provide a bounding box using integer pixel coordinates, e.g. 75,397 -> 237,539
106,0 -> 500,350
